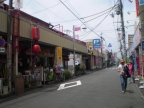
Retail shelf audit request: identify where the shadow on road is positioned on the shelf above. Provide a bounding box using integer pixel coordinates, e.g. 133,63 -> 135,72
126,90 -> 134,93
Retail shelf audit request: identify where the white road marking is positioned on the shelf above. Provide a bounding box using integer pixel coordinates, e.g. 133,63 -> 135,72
106,68 -> 117,69
57,80 -> 82,90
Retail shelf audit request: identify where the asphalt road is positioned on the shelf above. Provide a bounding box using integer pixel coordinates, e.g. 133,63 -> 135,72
0,66 -> 144,108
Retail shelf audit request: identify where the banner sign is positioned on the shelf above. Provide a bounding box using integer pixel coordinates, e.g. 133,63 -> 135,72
56,47 -> 63,67
93,39 -> 100,48
135,0 -> 140,17
86,39 -> 93,54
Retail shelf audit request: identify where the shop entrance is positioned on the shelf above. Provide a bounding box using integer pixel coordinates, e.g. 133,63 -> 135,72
86,59 -> 90,70
48,57 -> 54,68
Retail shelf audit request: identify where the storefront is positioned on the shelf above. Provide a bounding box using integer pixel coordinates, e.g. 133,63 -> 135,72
128,22 -> 141,76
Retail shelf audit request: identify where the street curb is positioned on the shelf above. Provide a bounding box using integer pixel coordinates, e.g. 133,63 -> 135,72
135,83 -> 144,100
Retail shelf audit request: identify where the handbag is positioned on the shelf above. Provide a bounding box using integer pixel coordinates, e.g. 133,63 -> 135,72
124,65 -> 131,78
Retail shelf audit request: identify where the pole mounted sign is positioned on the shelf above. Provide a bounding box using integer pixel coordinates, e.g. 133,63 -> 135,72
93,39 -> 100,48
139,0 -> 144,5
0,37 -> 5,48
108,43 -> 112,47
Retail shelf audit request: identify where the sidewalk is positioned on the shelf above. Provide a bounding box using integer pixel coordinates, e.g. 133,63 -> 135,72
136,81 -> 144,98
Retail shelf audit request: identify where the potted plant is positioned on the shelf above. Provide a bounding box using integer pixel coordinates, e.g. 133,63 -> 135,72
63,71 -> 71,79
28,80 -> 34,87
80,67 -> 85,74
75,64 -> 81,76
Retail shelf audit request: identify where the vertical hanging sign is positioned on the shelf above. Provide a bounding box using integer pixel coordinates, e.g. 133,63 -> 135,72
135,0 -> 140,17
56,47 -> 63,67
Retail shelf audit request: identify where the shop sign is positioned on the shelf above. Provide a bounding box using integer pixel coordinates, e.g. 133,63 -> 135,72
0,37 -> 5,48
33,67 -> 43,81
133,23 -> 141,49
93,39 -> 100,48
86,39 -> 93,54
0,47 -> 5,52
56,47 -> 63,67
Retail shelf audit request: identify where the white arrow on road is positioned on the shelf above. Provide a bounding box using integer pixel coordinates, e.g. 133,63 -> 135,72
57,80 -> 82,90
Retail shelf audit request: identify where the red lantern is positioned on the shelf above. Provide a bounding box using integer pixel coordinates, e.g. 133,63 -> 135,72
32,27 -> 40,41
33,44 -> 40,53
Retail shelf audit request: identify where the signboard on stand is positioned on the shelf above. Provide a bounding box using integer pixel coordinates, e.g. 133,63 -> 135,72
33,67 -> 43,87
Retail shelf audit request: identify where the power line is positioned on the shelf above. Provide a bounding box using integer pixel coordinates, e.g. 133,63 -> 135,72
102,33 -> 118,40
84,10 -> 112,23
22,0 -> 32,10
32,0 -> 74,26
50,5 -> 118,24
80,5 -> 118,19
80,0 -> 119,39
31,0 -> 60,14
59,0 -> 102,38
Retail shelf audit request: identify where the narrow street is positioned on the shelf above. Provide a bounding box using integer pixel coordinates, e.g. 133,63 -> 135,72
0,67 -> 144,108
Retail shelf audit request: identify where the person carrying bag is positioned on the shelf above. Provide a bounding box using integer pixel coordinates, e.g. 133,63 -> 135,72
118,59 -> 130,93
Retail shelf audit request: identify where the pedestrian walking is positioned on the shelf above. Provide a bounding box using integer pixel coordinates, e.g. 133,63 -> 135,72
117,59 -> 129,93
127,61 -> 135,83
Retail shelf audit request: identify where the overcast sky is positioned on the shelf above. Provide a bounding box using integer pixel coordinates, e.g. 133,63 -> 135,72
4,0 -> 139,58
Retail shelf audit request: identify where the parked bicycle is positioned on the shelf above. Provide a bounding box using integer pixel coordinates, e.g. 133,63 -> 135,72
45,68 -> 55,83
54,66 -> 65,82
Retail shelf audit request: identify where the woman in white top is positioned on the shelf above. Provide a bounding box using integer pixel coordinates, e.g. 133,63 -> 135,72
117,59 -> 128,93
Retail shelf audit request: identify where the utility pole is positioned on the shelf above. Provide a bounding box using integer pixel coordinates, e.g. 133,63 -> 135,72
7,0 -> 13,93
73,25 -> 76,76
120,40 -> 123,59
119,0 -> 127,61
